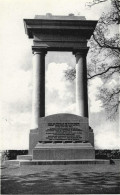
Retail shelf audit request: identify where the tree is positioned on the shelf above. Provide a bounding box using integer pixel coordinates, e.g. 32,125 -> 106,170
65,0 -> 120,119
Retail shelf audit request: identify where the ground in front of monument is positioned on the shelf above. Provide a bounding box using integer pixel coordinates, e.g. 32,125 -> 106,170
1,161 -> 120,194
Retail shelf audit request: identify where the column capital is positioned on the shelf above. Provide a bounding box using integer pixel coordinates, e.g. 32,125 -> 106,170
32,46 -> 47,55
73,48 -> 89,57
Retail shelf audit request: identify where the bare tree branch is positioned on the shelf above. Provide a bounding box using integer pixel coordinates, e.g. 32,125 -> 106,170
93,34 -> 120,51
86,0 -> 107,7
88,65 -> 120,79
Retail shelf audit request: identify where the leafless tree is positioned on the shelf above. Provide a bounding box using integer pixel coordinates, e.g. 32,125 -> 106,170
65,0 -> 120,119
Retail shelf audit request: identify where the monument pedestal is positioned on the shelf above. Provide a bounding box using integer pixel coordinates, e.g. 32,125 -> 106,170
28,114 -> 95,160
17,114 -> 95,163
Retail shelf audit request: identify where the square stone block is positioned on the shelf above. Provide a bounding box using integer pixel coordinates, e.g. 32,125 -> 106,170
33,143 -> 95,160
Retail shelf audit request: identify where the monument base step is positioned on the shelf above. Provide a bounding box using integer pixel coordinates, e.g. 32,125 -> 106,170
4,159 -> 110,166
17,155 -> 32,160
4,160 -> 20,165
33,142 -> 95,160
19,159 -> 109,165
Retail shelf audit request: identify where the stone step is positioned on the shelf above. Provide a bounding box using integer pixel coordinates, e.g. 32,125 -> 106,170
4,160 -> 20,165
17,155 -> 32,160
19,159 -> 109,165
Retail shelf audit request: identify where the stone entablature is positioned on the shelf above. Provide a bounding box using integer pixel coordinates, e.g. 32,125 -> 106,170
24,16 -> 97,50
24,15 -> 97,47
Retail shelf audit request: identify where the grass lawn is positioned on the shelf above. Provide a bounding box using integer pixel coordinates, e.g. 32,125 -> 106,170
1,161 -> 120,194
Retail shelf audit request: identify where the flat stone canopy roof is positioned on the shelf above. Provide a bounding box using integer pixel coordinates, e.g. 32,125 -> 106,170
35,13 -> 86,20
24,14 -> 97,40
24,14 -> 97,52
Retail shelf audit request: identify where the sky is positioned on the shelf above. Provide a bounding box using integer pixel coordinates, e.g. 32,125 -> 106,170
0,0 -> 119,150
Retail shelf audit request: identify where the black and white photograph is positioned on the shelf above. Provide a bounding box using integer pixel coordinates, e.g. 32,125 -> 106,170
0,0 -> 120,194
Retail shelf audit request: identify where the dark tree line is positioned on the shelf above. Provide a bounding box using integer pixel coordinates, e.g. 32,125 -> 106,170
65,0 -> 120,119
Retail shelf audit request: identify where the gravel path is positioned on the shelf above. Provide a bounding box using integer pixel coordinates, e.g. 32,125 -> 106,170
1,162 -> 120,194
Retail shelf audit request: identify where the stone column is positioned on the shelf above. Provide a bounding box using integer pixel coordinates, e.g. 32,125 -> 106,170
31,48 -> 47,129
74,49 -> 88,117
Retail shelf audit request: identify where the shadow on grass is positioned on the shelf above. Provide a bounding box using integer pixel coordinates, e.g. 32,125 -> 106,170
1,169 -> 120,194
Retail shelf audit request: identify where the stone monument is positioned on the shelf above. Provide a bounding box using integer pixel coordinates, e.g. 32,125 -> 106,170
21,14 -> 97,162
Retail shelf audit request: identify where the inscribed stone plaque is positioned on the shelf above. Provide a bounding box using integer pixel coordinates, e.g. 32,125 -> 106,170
38,114 -> 89,142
